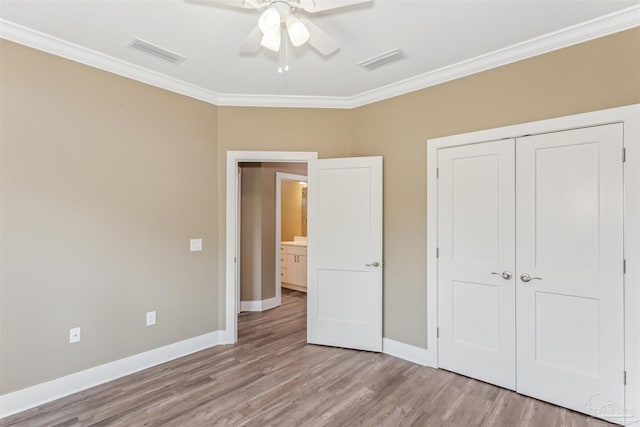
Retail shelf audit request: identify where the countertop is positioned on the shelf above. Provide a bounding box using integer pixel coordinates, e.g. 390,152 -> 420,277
281,241 -> 307,247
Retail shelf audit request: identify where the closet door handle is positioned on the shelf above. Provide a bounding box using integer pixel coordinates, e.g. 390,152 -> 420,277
520,274 -> 542,283
365,261 -> 380,267
491,271 -> 512,280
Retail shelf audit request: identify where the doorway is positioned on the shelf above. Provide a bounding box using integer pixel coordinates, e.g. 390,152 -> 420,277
225,151 -> 317,343
276,172 -> 308,302
226,151 -> 384,353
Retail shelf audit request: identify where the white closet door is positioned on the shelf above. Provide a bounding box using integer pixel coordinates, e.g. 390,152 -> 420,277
516,124 -> 624,420
437,139 -> 516,389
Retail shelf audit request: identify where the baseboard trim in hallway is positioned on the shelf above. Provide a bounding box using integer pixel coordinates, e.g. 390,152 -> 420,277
240,296 -> 279,312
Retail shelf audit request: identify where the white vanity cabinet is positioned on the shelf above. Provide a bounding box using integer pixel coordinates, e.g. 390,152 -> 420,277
280,243 -> 307,292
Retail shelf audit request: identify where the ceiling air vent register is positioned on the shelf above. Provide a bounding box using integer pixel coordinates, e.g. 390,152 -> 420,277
129,39 -> 186,65
359,49 -> 407,71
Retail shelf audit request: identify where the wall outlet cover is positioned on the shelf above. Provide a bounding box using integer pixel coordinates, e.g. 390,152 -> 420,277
69,327 -> 81,343
146,311 -> 157,326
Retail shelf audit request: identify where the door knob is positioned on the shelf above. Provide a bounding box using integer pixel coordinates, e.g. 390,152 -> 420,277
491,271 -> 512,280
520,274 -> 542,283
366,261 -> 380,267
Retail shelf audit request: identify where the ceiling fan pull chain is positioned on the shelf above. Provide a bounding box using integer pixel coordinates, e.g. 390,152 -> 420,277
284,34 -> 290,72
278,28 -> 290,73
278,28 -> 284,73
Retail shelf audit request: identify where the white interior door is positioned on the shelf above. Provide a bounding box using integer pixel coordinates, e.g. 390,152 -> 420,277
437,140 -> 516,389
307,156 -> 382,352
516,124 -> 625,420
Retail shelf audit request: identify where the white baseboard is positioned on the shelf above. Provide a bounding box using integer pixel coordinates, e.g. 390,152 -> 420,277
0,330 -> 228,419
240,297 -> 279,312
383,338 -> 437,368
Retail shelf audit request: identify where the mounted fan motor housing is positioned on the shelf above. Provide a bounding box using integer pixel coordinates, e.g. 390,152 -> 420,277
191,0 -> 372,55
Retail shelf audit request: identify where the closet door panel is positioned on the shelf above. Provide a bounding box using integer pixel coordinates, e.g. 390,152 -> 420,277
516,124 -> 624,421
437,139 -> 516,390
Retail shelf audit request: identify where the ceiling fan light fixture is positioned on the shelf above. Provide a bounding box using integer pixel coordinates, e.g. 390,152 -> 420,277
258,7 -> 281,35
286,14 -> 310,47
261,30 -> 281,52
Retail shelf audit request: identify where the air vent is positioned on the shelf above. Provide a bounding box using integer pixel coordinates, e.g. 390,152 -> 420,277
129,39 -> 186,65
359,49 -> 407,71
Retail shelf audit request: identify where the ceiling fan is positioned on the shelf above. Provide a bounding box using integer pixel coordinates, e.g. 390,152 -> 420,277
194,0 -> 372,56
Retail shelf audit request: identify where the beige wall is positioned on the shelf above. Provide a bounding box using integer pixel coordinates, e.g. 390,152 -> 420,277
350,28 -> 640,348
1,27 -> 638,395
239,164 -> 262,301
239,162 -> 307,302
0,40 -> 219,393
281,180 -> 304,242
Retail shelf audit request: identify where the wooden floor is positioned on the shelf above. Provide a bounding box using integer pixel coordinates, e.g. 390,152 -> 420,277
3,289 -> 613,427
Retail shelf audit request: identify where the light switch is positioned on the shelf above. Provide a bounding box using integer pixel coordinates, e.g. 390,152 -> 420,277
190,239 -> 203,252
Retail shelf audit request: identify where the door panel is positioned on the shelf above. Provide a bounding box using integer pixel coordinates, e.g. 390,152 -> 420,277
437,140 -> 516,389
307,157 -> 383,352
516,124 -> 624,420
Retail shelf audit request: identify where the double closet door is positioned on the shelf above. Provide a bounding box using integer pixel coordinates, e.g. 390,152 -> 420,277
437,124 -> 624,419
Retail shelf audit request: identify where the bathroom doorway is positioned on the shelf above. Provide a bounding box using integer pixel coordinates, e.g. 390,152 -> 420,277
236,162 -> 308,316
276,172 -> 308,303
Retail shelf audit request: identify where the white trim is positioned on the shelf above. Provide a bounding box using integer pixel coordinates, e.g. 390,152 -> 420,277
226,151 -> 317,344
0,330 -> 226,418
240,297 -> 279,312
426,104 -> 640,424
2,6 -> 638,109
217,94 -> 350,109
275,172 -> 308,307
347,6 -> 640,108
383,338 -> 437,368
0,20 -> 221,106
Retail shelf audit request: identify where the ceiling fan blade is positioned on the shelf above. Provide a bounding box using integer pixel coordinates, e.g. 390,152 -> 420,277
186,0 -> 263,10
297,0 -> 372,13
299,18 -> 339,56
239,25 -> 263,54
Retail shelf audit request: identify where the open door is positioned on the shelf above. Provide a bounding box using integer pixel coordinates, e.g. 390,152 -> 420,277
307,156 -> 383,352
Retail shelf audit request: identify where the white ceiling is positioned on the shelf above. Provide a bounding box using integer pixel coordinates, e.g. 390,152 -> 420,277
1,0 -> 638,108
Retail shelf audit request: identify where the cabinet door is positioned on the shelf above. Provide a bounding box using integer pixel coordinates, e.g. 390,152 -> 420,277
280,247 -> 287,282
286,254 -> 307,286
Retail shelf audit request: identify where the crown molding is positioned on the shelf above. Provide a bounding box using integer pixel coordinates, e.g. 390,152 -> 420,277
0,19 -> 222,106
1,5 -> 639,110
346,5 -> 640,108
216,93 -> 351,109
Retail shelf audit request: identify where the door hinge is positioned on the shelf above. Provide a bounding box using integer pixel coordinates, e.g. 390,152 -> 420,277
624,370 -> 627,385
623,147 -> 626,163
436,168 -> 439,179
437,327 -> 440,338
436,247 -> 440,258
234,257 -> 237,263
624,259 -> 627,274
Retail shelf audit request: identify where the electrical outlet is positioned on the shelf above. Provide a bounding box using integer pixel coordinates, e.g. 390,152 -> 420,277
69,327 -> 81,343
146,311 -> 156,326
190,238 -> 202,252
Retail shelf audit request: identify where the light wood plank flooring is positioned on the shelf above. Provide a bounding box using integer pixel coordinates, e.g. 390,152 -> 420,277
3,289 -> 613,426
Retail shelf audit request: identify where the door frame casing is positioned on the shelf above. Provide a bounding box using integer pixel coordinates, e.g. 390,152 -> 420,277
426,104 -> 640,421
225,151 -> 318,344
275,172 -> 308,304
